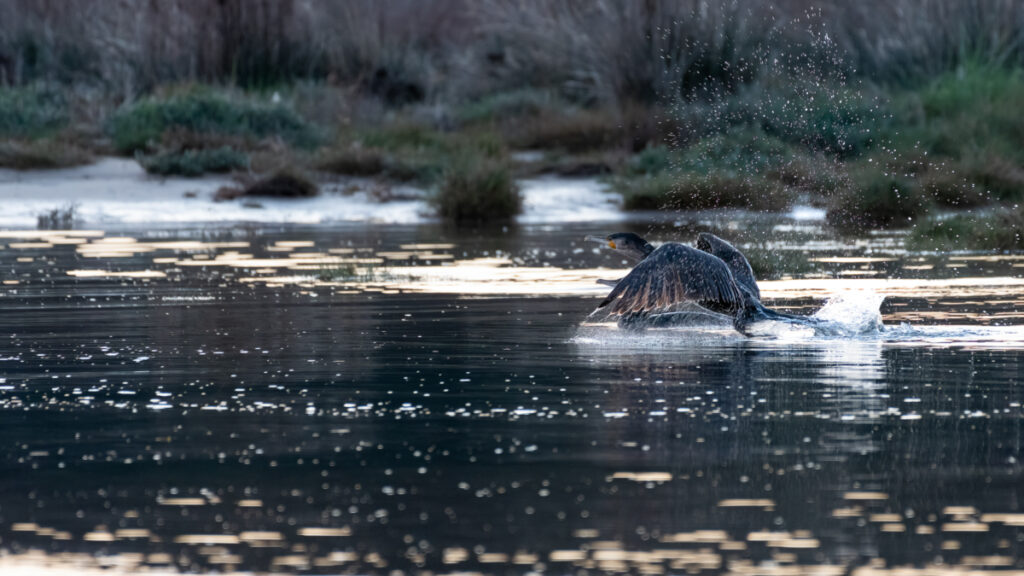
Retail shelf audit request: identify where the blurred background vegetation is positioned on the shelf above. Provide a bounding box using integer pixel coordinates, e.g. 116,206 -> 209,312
1,0 -> 1023,239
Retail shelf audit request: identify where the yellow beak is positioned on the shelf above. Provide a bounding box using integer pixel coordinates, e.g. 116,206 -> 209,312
608,241 -> 616,249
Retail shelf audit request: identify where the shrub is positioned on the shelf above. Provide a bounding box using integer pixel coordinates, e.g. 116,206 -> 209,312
960,156 -> 1024,202
617,172 -> 792,212
676,80 -> 886,158
908,210 -> 1024,251
675,128 -> 794,175
622,145 -> 674,176
827,170 -> 931,230
765,154 -> 847,200
759,84 -> 885,158
895,66 -> 1024,164
244,171 -> 318,197
615,129 -> 802,211
215,170 -> 318,201
108,87 -> 318,153
0,86 -> 68,139
434,157 -> 520,223
919,168 -> 990,209
139,147 -> 248,176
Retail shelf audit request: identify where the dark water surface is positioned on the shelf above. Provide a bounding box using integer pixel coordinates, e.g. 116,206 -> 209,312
1,221 -> 1023,574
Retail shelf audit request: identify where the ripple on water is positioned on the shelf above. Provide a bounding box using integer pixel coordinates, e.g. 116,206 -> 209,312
3,224 -> 1024,574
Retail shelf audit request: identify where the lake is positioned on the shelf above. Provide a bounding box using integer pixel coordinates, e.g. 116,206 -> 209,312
1,212 -> 1023,575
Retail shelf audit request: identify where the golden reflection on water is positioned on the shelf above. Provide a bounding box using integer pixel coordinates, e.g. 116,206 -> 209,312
0,231 -> 1015,327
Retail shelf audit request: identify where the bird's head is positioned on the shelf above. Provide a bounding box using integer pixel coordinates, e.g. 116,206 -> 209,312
585,232 -> 655,261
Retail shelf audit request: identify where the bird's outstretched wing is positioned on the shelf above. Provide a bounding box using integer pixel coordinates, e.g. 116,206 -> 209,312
696,232 -> 760,299
597,243 -> 745,316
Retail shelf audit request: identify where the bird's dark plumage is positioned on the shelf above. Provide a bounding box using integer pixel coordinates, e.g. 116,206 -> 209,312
590,232 -> 816,335
696,232 -> 760,299
598,243 -> 745,316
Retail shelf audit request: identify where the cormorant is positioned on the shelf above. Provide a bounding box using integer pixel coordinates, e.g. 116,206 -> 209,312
586,232 -> 818,335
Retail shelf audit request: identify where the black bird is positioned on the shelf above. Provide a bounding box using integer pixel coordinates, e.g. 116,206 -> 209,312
586,232 -> 817,335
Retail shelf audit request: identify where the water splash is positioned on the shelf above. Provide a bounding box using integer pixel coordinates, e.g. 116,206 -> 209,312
575,290 -> 888,345
809,291 -> 887,335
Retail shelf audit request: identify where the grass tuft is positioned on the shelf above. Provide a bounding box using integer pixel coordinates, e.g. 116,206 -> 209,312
37,204 -> 78,230
434,157 -> 521,223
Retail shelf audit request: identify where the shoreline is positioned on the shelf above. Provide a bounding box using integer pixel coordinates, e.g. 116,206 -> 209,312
0,158 -> 626,229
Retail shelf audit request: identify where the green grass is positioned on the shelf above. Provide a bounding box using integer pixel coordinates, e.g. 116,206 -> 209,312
434,157 -> 521,223
139,147 -> 248,176
908,210 -> 1024,251
108,87 -> 319,153
0,86 -> 68,139
321,125 -> 509,186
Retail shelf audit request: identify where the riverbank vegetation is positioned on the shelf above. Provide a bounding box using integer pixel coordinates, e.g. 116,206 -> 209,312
2,0 -> 1023,238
